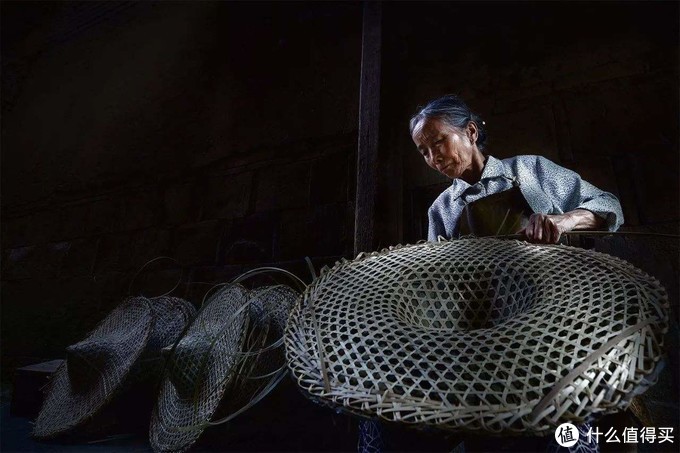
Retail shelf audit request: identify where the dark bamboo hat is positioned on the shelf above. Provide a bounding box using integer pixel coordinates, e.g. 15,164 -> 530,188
33,296 -> 196,439
285,238 -> 669,435
150,284 -> 298,453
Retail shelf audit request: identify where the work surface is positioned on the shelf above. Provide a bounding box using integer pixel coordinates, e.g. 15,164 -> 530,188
1,378 -> 455,453
1,404 -> 150,452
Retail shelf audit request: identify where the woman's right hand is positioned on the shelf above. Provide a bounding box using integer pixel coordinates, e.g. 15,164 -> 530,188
519,213 -> 566,244
519,209 -> 605,244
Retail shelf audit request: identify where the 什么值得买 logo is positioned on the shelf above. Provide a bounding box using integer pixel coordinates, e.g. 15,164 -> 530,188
555,423 -> 579,448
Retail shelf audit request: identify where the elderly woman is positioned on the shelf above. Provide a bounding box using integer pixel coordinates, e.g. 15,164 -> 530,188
410,95 -> 623,243
406,95 -> 623,453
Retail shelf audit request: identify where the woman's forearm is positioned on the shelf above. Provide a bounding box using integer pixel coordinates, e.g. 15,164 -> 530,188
558,209 -> 606,231
521,209 -> 605,243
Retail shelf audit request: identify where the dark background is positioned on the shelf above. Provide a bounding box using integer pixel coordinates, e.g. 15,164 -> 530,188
2,1 -> 678,451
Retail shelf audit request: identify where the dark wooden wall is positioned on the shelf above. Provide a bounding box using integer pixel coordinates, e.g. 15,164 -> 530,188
2,0 -> 361,376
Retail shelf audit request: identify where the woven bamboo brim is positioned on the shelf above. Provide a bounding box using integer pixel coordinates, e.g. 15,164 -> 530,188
150,284 -> 297,453
33,297 -> 154,439
150,285 -> 249,452
285,238 -> 669,435
215,285 -> 298,420
33,296 -> 196,439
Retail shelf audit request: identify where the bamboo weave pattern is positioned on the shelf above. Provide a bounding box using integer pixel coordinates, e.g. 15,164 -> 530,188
150,284 -> 297,453
33,296 -> 195,439
285,238 -> 669,435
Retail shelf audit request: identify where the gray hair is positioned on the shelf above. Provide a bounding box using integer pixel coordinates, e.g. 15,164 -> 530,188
409,95 -> 488,150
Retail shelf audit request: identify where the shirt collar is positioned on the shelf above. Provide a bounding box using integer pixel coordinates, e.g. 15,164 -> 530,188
478,155 -> 506,181
447,155 -> 508,199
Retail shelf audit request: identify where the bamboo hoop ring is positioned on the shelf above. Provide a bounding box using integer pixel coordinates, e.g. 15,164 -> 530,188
128,256 -> 183,298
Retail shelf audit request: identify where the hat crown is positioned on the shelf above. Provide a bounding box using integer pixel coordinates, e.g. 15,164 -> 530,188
65,341 -> 118,390
397,264 -> 536,331
167,333 -> 214,399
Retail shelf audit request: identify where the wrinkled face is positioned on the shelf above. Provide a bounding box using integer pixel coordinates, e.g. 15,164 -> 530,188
411,117 -> 476,180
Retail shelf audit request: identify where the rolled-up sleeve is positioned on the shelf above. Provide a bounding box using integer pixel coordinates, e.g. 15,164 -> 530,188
533,156 -> 624,231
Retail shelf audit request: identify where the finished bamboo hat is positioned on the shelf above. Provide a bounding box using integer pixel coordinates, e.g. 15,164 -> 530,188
150,284 -> 297,453
285,238 -> 669,435
33,296 -> 196,439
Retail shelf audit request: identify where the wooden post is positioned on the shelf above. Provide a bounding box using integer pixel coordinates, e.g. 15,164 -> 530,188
354,1 -> 382,255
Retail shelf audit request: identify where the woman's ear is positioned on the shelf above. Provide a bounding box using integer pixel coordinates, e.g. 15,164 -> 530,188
467,121 -> 479,145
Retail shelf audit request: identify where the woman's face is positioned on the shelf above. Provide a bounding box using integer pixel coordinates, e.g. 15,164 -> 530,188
411,117 -> 478,180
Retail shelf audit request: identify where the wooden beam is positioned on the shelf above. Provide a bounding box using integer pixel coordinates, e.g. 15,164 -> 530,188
354,1 -> 381,255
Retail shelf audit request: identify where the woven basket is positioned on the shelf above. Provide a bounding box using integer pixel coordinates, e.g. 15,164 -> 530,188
285,238 -> 669,435
33,296 -> 195,439
150,284 -> 297,453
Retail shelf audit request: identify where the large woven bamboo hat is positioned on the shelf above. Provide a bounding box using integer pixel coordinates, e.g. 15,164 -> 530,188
285,238 -> 669,435
150,284 -> 298,453
33,296 -> 196,439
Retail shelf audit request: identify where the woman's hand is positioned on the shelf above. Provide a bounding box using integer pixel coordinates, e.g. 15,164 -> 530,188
519,209 -> 605,244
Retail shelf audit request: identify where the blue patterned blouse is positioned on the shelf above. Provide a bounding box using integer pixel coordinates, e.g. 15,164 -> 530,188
428,155 -> 624,241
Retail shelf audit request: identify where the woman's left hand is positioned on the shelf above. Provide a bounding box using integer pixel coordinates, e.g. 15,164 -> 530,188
519,209 -> 605,244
